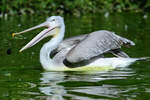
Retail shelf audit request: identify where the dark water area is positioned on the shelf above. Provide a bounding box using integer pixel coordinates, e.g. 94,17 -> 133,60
0,12 -> 150,100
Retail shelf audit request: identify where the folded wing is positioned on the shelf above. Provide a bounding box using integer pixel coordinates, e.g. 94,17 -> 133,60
66,30 -> 135,63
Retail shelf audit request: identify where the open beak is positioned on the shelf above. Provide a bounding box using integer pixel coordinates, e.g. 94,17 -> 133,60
12,22 -> 49,37
13,22 -> 58,52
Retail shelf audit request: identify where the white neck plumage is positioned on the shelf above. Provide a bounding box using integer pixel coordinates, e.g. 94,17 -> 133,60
40,24 -> 65,70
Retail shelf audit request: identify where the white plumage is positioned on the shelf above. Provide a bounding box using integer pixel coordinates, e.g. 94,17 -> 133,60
13,16 -> 148,71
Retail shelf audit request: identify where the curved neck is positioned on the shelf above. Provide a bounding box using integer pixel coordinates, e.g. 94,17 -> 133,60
40,24 -> 65,70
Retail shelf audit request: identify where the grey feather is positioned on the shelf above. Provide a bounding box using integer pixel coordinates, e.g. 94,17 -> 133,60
53,46 -> 74,65
110,49 -> 129,58
52,35 -> 88,64
52,34 -> 88,55
66,30 -> 135,63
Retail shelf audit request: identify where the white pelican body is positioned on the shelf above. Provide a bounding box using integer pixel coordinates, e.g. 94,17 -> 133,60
13,16 -> 147,71
39,31 -> 137,71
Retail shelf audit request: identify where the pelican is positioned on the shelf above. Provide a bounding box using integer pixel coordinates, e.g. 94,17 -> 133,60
12,16 -> 148,71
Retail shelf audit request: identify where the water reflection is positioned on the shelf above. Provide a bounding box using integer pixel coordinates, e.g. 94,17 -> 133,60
37,68 -> 135,100
38,72 -> 66,100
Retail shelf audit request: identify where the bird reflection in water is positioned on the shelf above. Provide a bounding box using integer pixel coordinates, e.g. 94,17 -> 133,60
37,68 -> 135,100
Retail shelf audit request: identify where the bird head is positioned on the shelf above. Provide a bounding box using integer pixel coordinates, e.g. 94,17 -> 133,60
12,16 -> 64,52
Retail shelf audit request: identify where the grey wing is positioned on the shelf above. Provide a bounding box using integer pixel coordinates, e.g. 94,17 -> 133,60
56,34 -> 88,52
51,34 -> 88,57
53,46 -> 74,65
66,30 -> 135,63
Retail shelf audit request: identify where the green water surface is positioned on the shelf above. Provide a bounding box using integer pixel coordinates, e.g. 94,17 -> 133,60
0,13 -> 150,100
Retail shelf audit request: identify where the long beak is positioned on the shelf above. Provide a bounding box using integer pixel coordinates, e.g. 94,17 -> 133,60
19,26 -> 57,52
12,22 -> 48,37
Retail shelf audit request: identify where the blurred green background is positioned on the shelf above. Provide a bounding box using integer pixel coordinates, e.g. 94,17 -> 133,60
1,0 -> 150,16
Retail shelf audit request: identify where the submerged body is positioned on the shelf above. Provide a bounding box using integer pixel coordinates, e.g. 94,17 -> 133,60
13,16 -> 147,71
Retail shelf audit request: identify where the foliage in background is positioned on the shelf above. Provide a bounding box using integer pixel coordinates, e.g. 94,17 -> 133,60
0,0 -> 150,16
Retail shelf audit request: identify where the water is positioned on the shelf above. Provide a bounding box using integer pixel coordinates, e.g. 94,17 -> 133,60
0,13 -> 150,100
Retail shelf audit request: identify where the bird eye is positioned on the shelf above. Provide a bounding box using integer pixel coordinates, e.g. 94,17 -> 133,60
52,19 -> 55,21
